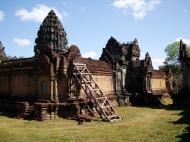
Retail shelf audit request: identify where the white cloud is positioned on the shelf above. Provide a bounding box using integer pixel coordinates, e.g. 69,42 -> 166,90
82,51 -> 98,59
175,37 -> 190,46
0,11 -> 5,21
152,58 -> 164,69
13,38 -> 31,47
15,4 -> 63,22
112,0 -> 160,19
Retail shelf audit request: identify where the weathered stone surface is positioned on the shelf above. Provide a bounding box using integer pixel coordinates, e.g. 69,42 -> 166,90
100,37 -> 169,105
34,10 -> 68,56
0,9 -> 170,120
179,40 -> 190,94
100,37 -> 141,98
0,41 -> 7,62
0,10 -> 117,120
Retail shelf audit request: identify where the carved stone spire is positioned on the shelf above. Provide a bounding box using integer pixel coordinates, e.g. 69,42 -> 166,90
144,52 -> 153,72
129,38 -> 140,61
34,10 -> 68,56
145,52 -> 150,59
179,39 -> 188,61
106,36 -> 120,49
0,41 -> 7,62
133,38 -> 138,45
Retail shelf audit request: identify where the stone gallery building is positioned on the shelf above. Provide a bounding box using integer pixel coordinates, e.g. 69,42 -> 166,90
0,10 -> 168,121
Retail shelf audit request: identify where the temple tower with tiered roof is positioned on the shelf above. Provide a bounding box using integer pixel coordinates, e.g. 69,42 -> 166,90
34,10 -> 68,56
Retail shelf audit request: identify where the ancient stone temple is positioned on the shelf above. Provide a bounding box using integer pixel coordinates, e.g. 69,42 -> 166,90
0,10 -> 170,121
100,37 -> 168,105
0,10 -> 119,121
179,40 -> 190,94
100,37 -> 140,103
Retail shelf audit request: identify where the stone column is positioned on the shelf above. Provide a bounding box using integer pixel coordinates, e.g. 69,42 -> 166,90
54,78 -> 59,102
50,76 -> 54,101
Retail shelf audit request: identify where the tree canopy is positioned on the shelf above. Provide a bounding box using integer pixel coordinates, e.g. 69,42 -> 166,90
165,41 -> 180,65
165,41 -> 190,64
159,41 -> 190,75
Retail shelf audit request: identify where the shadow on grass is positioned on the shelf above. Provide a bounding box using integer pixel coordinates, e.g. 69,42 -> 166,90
168,93 -> 190,142
165,104 -> 190,142
131,96 -> 190,142
0,111 -> 22,120
174,108 -> 190,141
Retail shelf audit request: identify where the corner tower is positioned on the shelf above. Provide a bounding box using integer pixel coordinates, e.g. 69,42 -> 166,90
0,41 -> 7,62
129,38 -> 140,61
34,10 -> 68,56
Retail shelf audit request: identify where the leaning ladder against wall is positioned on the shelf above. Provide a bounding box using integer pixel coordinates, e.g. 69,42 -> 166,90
70,62 -> 120,122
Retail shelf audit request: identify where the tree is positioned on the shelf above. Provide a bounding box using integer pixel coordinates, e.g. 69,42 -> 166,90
159,41 -> 190,75
165,41 -> 180,65
165,41 -> 190,64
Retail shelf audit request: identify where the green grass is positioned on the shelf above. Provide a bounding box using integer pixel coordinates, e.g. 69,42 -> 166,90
0,106 -> 189,142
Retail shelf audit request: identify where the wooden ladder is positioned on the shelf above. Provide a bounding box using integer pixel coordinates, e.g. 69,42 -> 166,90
71,62 -> 120,122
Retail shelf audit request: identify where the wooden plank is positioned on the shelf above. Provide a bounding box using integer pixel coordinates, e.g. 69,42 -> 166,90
72,62 -> 120,122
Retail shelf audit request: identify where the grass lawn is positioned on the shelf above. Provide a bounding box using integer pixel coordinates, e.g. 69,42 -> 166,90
0,106 -> 189,142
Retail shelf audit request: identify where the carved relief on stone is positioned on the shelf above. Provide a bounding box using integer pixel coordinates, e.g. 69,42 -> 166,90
34,10 -> 68,56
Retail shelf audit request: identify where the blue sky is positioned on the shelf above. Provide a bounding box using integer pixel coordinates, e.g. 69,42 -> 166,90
0,0 -> 190,69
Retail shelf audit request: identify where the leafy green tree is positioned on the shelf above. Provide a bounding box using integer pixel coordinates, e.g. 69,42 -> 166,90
165,41 -> 190,64
159,41 -> 190,75
165,41 -> 180,65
